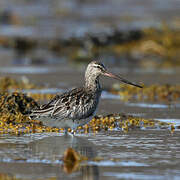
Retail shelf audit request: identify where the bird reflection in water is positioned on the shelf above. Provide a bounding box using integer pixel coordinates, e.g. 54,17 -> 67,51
29,134 -> 99,180
63,135 -> 99,180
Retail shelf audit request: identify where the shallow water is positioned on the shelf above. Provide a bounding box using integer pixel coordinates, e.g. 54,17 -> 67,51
0,130 -> 180,180
0,0 -> 180,179
0,63 -> 180,180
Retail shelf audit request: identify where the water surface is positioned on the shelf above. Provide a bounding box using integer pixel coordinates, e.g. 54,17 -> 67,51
0,0 -> 180,179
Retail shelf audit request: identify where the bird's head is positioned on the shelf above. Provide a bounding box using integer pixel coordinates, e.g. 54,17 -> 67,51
85,61 -> 143,88
86,61 -> 107,77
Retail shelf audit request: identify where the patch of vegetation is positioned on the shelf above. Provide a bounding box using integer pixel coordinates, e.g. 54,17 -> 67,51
0,76 -> 38,92
82,114 -> 174,133
112,83 -> 180,102
0,25 -> 179,67
0,77 -> 175,134
47,25 -> 180,68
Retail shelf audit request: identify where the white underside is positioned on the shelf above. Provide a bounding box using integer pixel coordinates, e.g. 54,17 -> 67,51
37,115 -> 94,129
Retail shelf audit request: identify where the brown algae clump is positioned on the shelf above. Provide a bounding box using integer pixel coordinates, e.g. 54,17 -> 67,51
1,25 -> 179,68
110,26 -> 180,68
139,26 -> 180,68
0,76 -> 38,92
0,76 -> 56,102
76,114 -> 173,133
67,26 -> 180,68
28,93 -> 56,102
0,92 -> 39,115
0,78 -> 173,134
0,92 -> 65,134
0,94 -> 172,134
0,92 -> 40,133
112,83 -> 180,102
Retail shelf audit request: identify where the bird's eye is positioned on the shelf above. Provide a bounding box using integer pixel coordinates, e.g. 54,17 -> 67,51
94,65 -> 101,69
94,64 -> 105,72
97,65 -> 102,69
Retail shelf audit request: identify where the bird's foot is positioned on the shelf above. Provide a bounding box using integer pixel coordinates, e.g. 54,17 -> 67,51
70,129 -> 75,135
64,128 -> 75,136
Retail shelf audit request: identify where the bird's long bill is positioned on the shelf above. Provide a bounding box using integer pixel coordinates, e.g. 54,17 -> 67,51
104,71 -> 143,88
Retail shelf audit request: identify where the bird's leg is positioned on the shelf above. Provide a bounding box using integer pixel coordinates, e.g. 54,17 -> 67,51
64,127 -> 75,137
71,129 -> 75,135
64,127 -> 68,136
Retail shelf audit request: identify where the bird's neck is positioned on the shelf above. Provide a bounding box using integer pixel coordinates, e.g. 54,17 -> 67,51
84,75 -> 101,92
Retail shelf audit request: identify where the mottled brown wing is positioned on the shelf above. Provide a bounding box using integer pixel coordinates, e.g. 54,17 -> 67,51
31,88 -> 84,118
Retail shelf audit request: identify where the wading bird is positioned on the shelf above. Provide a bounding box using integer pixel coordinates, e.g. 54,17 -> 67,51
30,61 -> 142,134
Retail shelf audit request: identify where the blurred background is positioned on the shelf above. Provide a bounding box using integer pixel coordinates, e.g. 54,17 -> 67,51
0,0 -> 180,104
0,0 -> 179,69
0,1 -> 180,180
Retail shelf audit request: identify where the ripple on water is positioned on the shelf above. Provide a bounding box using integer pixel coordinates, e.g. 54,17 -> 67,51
0,66 -> 55,74
20,88 -> 64,94
0,157 -> 62,164
0,25 -> 35,37
103,172 -> 166,180
126,103 -> 180,109
88,160 -> 148,167
156,118 -> 180,127
101,91 -> 121,100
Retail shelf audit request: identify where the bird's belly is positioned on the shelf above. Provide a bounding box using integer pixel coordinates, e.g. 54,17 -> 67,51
35,102 -> 99,130
37,115 -> 93,130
